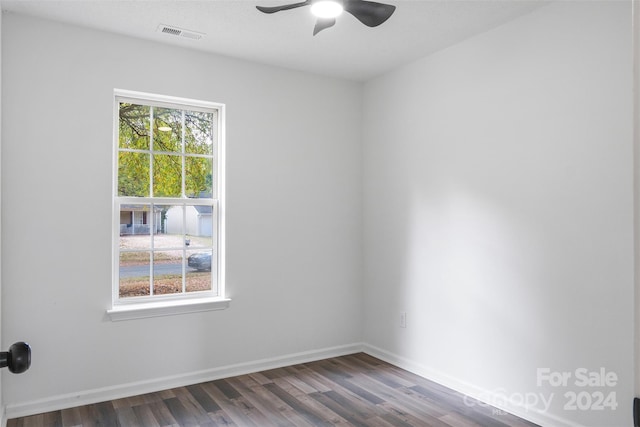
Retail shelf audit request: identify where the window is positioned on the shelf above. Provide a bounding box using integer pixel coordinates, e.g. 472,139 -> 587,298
108,90 -> 228,320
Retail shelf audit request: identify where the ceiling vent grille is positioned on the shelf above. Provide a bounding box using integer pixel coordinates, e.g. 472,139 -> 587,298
157,24 -> 205,41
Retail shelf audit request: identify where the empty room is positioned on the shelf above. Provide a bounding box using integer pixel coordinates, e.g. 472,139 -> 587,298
0,0 -> 637,426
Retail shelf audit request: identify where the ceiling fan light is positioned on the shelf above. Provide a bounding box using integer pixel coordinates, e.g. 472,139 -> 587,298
311,0 -> 343,19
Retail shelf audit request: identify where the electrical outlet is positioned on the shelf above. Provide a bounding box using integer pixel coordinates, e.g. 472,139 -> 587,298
400,312 -> 407,328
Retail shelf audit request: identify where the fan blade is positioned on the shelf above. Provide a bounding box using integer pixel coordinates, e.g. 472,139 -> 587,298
313,18 -> 336,35
256,1 -> 311,14
344,0 -> 396,27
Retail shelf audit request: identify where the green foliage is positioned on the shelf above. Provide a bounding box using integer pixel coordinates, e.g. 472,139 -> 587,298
153,154 -> 181,197
118,103 -> 215,198
186,157 -> 213,198
118,152 -> 149,197
119,103 -> 150,150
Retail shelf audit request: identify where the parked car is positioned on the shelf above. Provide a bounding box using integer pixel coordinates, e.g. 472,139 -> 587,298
188,252 -> 212,271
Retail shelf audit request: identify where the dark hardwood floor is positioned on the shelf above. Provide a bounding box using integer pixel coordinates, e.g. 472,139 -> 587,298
7,353 -> 539,426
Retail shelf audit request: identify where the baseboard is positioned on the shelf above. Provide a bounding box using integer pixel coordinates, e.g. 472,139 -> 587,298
362,344 -> 584,427
5,342 -> 365,419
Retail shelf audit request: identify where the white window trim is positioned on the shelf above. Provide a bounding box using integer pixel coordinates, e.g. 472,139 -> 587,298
107,297 -> 231,321
108,89 -> 229,321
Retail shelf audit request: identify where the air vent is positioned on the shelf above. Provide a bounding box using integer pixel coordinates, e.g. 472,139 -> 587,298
157,24 -> 205,41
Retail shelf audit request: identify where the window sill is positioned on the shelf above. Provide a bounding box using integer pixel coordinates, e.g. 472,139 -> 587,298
106,297 -> 230,321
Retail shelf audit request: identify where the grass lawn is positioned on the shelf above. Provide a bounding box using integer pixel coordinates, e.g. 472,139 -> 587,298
119,273 -> 212,298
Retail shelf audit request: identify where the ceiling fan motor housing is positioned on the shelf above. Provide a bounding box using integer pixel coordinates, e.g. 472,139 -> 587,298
256,0 -> 396,35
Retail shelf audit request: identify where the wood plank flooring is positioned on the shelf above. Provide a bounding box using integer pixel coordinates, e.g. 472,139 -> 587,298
7,353 -> 539,426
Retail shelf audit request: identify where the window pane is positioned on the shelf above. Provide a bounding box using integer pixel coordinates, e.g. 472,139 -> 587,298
185,204 -> 214,248
119,103 -> 150,150
186,249 -> 213,293
119,251 -> 151,298
185,157 -> 213,198
118,152 -> 149,197
119,205 -> 151,248
185,111 -> 214,155
153,154 -> 182,197
153,251 -> 184,296
158,205 -> 184,240
153,107 -> 182,153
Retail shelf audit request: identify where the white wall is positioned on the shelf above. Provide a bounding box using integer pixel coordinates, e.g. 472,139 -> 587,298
0,9 -> 4,427
1,13 -> 363,411
362,2 -> 633,426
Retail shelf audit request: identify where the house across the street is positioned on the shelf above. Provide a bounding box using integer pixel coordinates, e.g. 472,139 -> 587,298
165,205 -> 213,237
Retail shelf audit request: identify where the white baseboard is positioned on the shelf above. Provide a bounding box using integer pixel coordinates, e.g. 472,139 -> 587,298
362,343 -> 584,427
5,342 -> 365,420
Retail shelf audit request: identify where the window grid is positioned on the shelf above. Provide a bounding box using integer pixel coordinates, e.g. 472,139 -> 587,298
114,92 -> 222,305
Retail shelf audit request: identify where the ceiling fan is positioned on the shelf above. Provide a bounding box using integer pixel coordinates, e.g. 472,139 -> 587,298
256,0 -> 396,35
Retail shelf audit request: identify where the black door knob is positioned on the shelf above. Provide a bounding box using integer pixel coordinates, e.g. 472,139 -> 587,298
0,342 -> 31,374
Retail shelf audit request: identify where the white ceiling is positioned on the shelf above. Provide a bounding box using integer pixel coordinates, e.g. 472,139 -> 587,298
1,0 -> 547,81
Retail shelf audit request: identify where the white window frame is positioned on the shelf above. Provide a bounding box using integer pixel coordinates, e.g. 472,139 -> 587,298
107,89 -> 229,321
